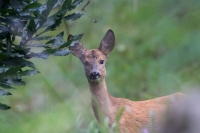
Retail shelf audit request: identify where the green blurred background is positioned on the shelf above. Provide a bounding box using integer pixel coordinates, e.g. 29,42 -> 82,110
1,0 -> 200,132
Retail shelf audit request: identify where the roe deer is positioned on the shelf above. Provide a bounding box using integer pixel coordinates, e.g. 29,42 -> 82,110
69,29 -> 185,133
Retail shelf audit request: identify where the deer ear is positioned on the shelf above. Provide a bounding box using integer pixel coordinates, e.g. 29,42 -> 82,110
99,29 -> 115,55
69,42 -> 86,58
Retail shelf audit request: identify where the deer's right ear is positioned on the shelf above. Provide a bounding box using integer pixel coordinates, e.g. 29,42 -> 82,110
69,43 -> 86,58
99,29 -> 115,55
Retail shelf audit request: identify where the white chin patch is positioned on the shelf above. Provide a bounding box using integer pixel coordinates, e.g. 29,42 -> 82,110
90,78 -> 101,82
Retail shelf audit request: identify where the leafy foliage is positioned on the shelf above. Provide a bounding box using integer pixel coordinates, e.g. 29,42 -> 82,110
63,13 -> 84,21
0,0 -> 84,110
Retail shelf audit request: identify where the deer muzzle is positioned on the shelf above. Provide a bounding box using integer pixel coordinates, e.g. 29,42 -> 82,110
89,71 -> 101,82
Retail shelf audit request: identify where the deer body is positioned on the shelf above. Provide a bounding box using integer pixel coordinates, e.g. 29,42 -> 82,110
69,30 -> 185,133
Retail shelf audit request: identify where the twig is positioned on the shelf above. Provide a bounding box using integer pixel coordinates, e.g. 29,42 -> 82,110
84,10 -> 97,23
63,21 -> 69,35
81,0 -> 91,11
26,28 -> 48,46
81,0 -> 97,23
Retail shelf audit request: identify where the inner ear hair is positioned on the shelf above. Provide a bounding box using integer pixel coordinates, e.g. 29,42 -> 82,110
99,29 -> 115,55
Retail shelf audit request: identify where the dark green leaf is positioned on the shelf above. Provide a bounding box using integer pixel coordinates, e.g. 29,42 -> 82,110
43,49 -> 57,54
30,47 -> 71,58
38,4 -> 47,13
0,26 -> 8,31
62,0 -> 72,9
63,13 -> 83,21
42,0 -> 58,17
52,31 -> 64,49
8,0 -> 25,9
0,83 -> 15,89
51,8 -> 69,18
33,36 -> 51,41
2,58 -> 35,69
58,41 -> 70,49
40,17 -> 56,28
17,70 -> 39,77
69,34 -> 84,46
28,19 -> 36,33
5,79 -> 25,86
59,34 -> 83,49
6,18 -> 25,34
54,49 -> 71,56
11,36 -> 15,42
1,66 -> 21,76
5,59 -> 36,69
0,42 -> 5,50
53,0 -> 64,8
45,32 -> 65,48
0,31 -> 9,41
72,0 -> 83,7
6,53 -> 24,58
0,103 -> 11,110
50,14 -> 63,30
0,53 -> 9,60
0,67 -> 10,73
46,39 -> 54,44
22,60 -> 36,69
13,46 -> 31,55
0,18 -> 12,26
23,2 -> 42,11
0,89 -> 12,96
51,0 -> 83,18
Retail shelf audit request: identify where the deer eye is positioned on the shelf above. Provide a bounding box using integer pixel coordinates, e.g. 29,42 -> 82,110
99,60 -> 104,64
84,61 -> 89,66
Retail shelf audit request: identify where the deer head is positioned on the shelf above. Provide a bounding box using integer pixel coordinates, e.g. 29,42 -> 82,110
69,29 -> 115,82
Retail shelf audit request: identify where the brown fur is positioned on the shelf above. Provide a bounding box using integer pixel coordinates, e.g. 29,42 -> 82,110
69,30 -> 185,133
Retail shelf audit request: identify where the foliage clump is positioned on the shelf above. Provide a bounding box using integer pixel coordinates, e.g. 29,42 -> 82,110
0,0 -> 83,110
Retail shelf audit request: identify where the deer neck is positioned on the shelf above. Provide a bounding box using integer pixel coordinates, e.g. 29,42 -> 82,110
88,79 -> 114,120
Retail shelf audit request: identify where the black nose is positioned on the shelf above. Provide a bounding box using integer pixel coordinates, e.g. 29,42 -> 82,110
89,72 -> 101,80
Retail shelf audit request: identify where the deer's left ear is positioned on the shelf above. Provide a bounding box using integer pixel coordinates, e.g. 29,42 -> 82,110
99,29 -> 115,55
69,42 -> 86,58
68,34 -> 86,58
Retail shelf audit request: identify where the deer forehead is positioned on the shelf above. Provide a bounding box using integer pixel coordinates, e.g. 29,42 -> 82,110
83,49 -> 106,60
